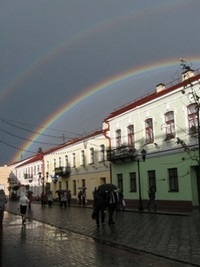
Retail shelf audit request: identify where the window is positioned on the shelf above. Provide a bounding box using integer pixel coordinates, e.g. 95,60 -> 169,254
99,144 -> 105,162
188,103 -> 198,134
127,125 -> 134,148
72,153 -> 76,168
168,168 -> 179,192
65,155 -> 69,167
82,179 -> 86,188
53,159 -> 56,169
81,150 -> 85,166
65,181 -> 68,190
145,118 -> 154,144
130,172 -> 137,192
116,129 -> 121,148
165,111 -> 175,140
34,166 -> 36,175
59,157 -> 62,167
73,180 -> 76,195
90,148 -> 94,164
148,170 -> 156,190
117,173 -> 123,191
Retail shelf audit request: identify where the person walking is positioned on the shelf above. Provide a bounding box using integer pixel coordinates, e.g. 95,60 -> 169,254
82,188 -> 87,207
19,192 -> 29,224
77,191 -> 82,206
0,189 -> 7,226
27,192 -> 33,209
60,193 -> 67,208
67,190 -> 71,206
118,190 -> 125,211
147,186 -> 157,212
106,190 -> 118,226
93,189 -> 106,226
47,192 -> 53,207
41,192 -> 47,207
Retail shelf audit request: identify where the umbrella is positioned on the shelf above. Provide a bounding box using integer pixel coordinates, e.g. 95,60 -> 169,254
98,183 -> 117,192
26,190 -> 33,194
55,189 -> 68,194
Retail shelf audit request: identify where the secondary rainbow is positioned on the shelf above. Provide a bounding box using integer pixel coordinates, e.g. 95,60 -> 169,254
12,57 -> 200,163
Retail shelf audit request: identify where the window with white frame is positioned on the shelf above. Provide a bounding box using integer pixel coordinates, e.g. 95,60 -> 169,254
99,144 -> 105,162
165,111 -> 175,139
65,155 -> 69,167
116,129 -> 121,148
81,150 -> 85,166
72,153 -> 76,168
59,157 -> 62,167
145,118 -> 154,144
90,148 -> 94,164
187,103 -> 198,134
53,159 -> 56,170
127,125 -> 134,148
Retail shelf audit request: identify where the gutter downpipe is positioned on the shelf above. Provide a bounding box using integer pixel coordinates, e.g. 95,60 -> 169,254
102,120 -> 112,183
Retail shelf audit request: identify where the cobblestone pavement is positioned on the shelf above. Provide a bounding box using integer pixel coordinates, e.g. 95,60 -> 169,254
3,201 -> 200,267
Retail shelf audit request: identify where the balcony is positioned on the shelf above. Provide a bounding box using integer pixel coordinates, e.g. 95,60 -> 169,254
107,146 -> 136,163
54,166 -> 71,178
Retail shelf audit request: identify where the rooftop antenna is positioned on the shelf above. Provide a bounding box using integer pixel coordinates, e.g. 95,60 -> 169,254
180,58 -> 191,72
62,133 -> 65,143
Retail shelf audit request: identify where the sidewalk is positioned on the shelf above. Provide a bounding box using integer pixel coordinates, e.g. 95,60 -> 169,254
4,201 -> 200,266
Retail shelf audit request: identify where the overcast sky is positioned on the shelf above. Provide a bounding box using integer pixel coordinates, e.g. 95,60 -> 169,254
1,0 -> 200,165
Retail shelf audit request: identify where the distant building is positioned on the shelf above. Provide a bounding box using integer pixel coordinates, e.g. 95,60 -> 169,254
0,165 -> 9,195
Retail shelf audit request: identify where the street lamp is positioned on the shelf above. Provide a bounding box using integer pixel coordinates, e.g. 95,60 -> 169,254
137,149 -> 147,211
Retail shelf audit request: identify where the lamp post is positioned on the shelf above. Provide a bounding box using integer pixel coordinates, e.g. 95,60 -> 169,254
137,149 -> 147,211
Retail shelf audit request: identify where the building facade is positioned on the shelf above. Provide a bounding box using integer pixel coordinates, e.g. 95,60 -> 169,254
104,68 -> 200,212
8,130 -> 111,202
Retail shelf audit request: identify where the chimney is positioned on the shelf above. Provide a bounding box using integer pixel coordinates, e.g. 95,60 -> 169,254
156,83 -> 165,93
182,67 -> 194,81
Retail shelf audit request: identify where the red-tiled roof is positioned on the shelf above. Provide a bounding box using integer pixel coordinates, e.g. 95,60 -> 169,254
104,73 -> 200,121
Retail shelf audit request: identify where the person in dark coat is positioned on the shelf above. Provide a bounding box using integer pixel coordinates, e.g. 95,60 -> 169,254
147,186 -> 157,212
93,190 -> 106,226
106,190 -> 118,225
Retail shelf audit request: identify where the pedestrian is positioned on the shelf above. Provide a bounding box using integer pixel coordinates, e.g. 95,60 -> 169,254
77,191 -> 82,206
93,189 -> 106,226
82,188 -> 87,207
0,189 -> 7,226
19,192 -> 29,224
106,190 -> 118,225
41,192 -> 47,207
27,192 -> 33,209
118,190 -> 125,211
147,186 -> 157,212
67,190 -> 71,206
47,192 -> 53,207
60,193 -> 67,208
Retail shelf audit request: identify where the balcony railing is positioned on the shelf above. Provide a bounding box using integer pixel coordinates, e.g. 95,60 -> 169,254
54,166 -> 71,177
107,146 -> 136,163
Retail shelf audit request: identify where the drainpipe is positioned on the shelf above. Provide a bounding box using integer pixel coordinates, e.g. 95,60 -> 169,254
102,120 -> 112,183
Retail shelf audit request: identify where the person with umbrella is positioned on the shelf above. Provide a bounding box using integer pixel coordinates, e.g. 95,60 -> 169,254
98,184 -> 118,226
93,189 -> 107,226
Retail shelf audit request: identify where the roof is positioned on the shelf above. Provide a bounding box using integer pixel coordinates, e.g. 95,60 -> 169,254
15,129 -> 105,168
103,72 -> 200,121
